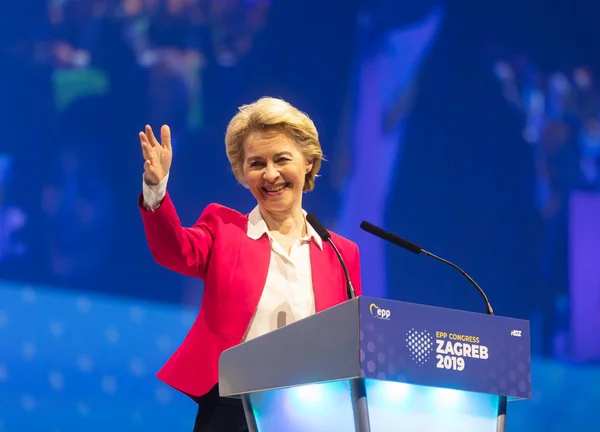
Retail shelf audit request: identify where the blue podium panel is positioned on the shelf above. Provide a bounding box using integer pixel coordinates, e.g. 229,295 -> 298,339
248,380 -> 499,432
359,297 -> 531,400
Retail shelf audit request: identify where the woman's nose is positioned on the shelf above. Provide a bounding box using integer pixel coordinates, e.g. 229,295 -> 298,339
263,163 -> 280,182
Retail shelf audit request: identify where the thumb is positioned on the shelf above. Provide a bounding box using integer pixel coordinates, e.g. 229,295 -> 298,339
161,125 -> 172,150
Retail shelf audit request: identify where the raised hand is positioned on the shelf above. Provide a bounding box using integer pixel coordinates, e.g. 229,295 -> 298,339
140,125 -> 172,185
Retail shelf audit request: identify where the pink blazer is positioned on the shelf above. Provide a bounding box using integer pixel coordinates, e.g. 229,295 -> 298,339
139,192 -> 363,398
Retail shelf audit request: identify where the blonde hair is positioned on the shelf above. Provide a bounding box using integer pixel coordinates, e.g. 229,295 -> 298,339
225,97 -> 323,192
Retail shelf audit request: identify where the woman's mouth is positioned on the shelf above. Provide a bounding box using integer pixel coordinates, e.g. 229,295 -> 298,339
262,182 -> 290,195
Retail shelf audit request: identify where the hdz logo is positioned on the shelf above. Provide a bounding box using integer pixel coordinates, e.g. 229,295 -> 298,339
511,330 -> 522,337
369,303 -> 391,320
405,328 -> 433,366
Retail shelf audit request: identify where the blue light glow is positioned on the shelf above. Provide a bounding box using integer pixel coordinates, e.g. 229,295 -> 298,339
250,381 -> 355,432
248,379 -> 500,431
366,380 -> 499,431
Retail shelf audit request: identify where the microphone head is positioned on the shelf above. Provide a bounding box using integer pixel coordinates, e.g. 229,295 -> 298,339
277,311 -> 287,329
306,212 -> 331,241
360,221 -> 423,254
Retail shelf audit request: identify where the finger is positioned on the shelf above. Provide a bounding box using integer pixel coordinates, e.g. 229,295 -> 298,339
141,141 -> 153,161
161,125 -> 171,150
146,125 -> 160,147
139,131 -> 152,147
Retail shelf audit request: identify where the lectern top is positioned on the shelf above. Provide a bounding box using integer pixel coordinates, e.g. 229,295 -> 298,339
219,296 -> 531,400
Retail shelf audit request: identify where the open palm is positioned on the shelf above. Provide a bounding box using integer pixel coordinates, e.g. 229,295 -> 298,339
140,124 -> 172,185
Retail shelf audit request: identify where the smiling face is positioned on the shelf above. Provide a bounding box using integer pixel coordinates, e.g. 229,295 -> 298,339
242,129 -> 313,216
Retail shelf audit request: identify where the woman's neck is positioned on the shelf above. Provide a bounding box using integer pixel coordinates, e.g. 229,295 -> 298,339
260,206 -> 306,237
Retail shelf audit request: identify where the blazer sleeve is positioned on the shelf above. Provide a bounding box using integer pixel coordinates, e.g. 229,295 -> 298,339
349,242 -> 363,296
139,191 -> 218,279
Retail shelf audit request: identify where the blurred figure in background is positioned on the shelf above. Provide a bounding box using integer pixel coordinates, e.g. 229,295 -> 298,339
0,154 -> 28,278
493,56 -> 600,356
0,0 -> 55,281
8,0 -> 271,300
573,67 -> 600,190
41,146 -> 115,292
334,1 -> 444,297
145,0 -> 208,139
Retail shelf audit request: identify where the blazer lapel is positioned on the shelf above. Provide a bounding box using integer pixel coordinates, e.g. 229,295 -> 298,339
310,241 -> 343,312
241,235 -> 271,314
225,234 -> 271,340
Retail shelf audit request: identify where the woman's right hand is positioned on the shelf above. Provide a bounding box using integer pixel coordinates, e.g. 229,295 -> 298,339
140,124 -> 172,185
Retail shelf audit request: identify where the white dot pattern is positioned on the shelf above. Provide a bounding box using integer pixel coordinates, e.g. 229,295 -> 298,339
129,358 -> 147,377
105,326 -> 120,344
0,310 -> 7,328
20,395 -> 36,411
101,375 -> 118,395
405,328 -> 433,366
0,282 -> 199,430
129,307 -> 145,324
77,401 -> 90,417
49,321 -> 65,338
76,297 -> 92,314
76,355 -> 95,373
154,387 -> 174,405
21,342 -> 37,361
49,371 -> 65,391
21,287 -> 36,303
0,364 -> 7,383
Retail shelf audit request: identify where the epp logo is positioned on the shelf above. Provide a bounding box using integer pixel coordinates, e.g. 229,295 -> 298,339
369,303 -> 391,320
510,330 -> 522,337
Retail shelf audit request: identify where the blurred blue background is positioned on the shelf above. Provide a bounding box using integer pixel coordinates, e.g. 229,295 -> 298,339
1,0 -> 600,430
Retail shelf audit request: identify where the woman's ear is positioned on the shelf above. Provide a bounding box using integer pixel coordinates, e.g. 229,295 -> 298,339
306,159 -> 314,173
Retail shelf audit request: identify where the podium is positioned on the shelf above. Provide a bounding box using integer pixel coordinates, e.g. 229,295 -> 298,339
218,296 -> 531,431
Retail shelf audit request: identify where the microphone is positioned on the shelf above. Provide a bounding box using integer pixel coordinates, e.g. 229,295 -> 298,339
277,311 -> 287,329
306,213 -> 356,300
360,221 -> 495,316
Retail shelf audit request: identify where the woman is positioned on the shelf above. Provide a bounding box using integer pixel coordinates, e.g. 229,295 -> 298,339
138,97 -> 363,431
